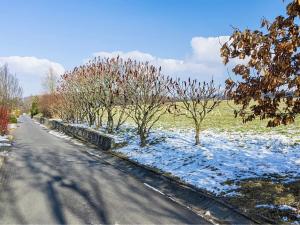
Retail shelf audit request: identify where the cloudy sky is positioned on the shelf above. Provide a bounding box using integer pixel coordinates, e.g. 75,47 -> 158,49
0,0 -> 286,96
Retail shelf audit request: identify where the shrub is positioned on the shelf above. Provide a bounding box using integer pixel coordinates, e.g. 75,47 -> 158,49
30,97 -> 39,118
0,106 -> 9,135
169,78 -> 222,145
9,114 -> 18,124
124,62 -> 170,146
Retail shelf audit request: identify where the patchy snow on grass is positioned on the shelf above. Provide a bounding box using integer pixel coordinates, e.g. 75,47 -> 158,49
70,123 -> 90,129
113,128 -> 300,195
0,135 -> 9,142
256,204 -> 276,210
256,204 -> 298,212
278,205 -> 298,212
0,143 -> 11,147
0,135 -> 11,147
256,204 -> 300,223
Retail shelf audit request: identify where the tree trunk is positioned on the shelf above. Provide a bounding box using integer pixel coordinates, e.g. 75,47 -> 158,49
138,125 -> 147,147
96,110 -> 102,129
195,125 -> 200,145
107,110 -> 114,133
140,131 -> 147,147
116,109 -> 125,130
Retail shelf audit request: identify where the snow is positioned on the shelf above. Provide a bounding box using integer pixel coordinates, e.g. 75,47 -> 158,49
34,120 -> 85,146
0,136 -> 9,142
0,143 -> 11,147
70,123 -> 90,129
256,204 -> 300,223
113,128 -> 300,195
48,130 -> 84,146
278,205 -> 298,212
8,123 -> 17,129
0,135 -> 11,147
256,204 -> 276,209
256,204 -> 297,212
49,130 -> 72,140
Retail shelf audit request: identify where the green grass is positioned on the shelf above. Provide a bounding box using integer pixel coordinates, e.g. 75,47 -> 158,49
106,101 -> 300,136
9,114 -> 18,124
157,101 -> 300,134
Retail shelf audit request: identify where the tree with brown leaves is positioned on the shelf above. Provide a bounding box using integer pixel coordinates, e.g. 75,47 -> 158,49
221,0 -> 300,127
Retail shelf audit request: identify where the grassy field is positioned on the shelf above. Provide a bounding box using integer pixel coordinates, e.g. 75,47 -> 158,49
157,101 -> 300,133
105,100 -> 300,136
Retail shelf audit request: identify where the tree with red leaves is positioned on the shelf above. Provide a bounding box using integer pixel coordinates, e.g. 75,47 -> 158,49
0,106 -> 9,135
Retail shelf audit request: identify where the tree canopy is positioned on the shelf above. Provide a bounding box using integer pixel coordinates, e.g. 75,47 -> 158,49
221,0 -> 300,127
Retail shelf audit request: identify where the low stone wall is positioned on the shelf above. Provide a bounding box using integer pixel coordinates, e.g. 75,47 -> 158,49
35,117 -> 114,151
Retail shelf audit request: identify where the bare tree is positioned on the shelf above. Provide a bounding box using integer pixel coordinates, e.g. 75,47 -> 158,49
42,67 -> 57,94
0,64 -> 23,109
125,61 -> 170,146
55,57 -> 129,130
93,57 -> 129,133
170,78 -> 222,145
56,70 -> 83,122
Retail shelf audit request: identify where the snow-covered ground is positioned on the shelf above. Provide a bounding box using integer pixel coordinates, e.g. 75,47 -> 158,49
256,204 -> 298,212
110,128 -> 300,195
256,204 -> 300,224
0,135 -> 11,147
51,122 -> 300,196
0,125 -> 14,158
0,123 -> 18,147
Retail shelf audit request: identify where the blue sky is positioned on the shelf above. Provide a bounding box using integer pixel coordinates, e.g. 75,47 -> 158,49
0,0 -> 287,96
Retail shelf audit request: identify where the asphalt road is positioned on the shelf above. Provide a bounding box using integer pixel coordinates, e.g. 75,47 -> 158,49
0,116 -> 209,224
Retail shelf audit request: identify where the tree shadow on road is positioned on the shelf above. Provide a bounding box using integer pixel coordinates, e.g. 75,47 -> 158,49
0,136 -> 204,224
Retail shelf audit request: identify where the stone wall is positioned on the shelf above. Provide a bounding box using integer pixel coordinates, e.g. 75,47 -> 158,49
35,117 -> 114,151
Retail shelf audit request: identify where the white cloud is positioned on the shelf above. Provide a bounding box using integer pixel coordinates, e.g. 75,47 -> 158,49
0,56 -> 65,96
0,36 -> 236,96
93,36 -> 231,83
191,36 -> 229,63
93,50 -> 155,62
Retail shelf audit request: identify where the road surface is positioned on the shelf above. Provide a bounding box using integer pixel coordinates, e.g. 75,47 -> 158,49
0,116 -> 209,224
